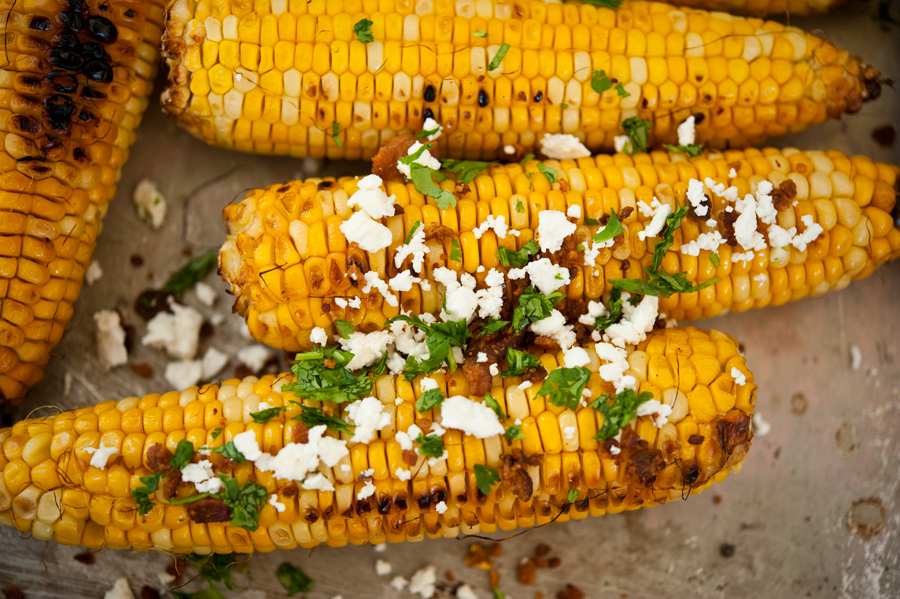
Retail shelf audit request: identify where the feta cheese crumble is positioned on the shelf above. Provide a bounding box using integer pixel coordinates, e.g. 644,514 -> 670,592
421,117 -> 443,142
133,179 -> 167,229
394,223 -> 430,273
269,494 -> 286,512
850,345 -> 862,371
362,271 -> 399,307
540,133 -> 591,160
409,565 -> 437,599
536,210 -> 576,253
636,399 -> 673,428
563,347 -> 590,368
375,560 -> 393,576
530,310 -> 577,351
397,142 -> 442,179
752,411 -> 771,437
85,441 -> 118,469
85,260 -> 103,285
142,301 -> 204,360
731,367 -> 747,386
614,135 -> 630,153
345,396 -> 391,443
677,115 -> 696,146
93,310 -> 128,369
310,327 -> 329,346
339,211 -> 393,253
685,178 -> 708,217
182,460 -> 224,494
236,344 -> 272,373
357,481 -> 376,501
194,282 -> 217,307
103,577 -> 135,599
638,201 -> 673,241
348,174 -> 396,220
440,396 -> 505,438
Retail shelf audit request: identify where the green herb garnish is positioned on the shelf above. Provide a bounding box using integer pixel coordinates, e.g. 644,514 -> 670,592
331,122 -> 342,147
537,367 -> 591,411
387,314 -> 471,380
537,163 -> 558,184
276,562 -> 315,597
334,319 -> 355,339
415,387 -> 445,413
473,30 -> 488,37
249,406 -> 286,424
449,238 -> 462,262
171,439 -> 194,470
477,319 -> 510,336
592,389 -> 653,441
210,428 -> 222,440
511,286 -> 565,332
217,476 -> 268,532
282,347 -> 374,404
592,211 -> 623,244
498,239 -> 540,268
416,433 -> 445,458
405,220 -> 422,244
504,425 -> 525,442
484,393 -> 505,421
474,464 -> 500,495
291,404 -> 355,434
162,251 -> 217,297
589,69 -> 628,97
441,159 -> 495,184
710,252 -> 720,268
131,472 -> 160,516
211,441 -> 246,464
663,143 -> 704,157
487,43 -> 510,71
621,117 -> 651,155
515,199 -> 525,213
410,163 -> 457,209
501,348 -> 542,377
594,287 -> 624,330
353,18 -> 374,43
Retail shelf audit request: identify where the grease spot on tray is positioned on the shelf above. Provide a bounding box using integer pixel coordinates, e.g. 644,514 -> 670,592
791,393 -> 808,415
846,498 -> 885,539
836,422 -> 859,458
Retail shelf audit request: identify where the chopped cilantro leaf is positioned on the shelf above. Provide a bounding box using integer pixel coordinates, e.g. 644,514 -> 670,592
515,199 -> 525,213
581,0 -> 623,8
167,493 -> 212,506
416,433 -> 445,458
292,404 -> 355,434
331,121 -> 342,147
405,220 -> 422,244
282,347 -> 374,404
590,69 -> 612,95
171,439 -> 194,470
211,428 -> 222,440
449,238 -> 462,262
474,464 -> 500,495
592,389 -> 653,441
537,367 -> 591,411
621,117 -> 651,155
277,562 -> 314,597
501,348 -> 542,377
249,406 -> 286,425
710,252 -> 720,268
353,18 -> 374,43
400,142 -> 432,165
334,319 -> 355,340
441,159 -> 495,184
592,211 -> 623,244
503,424 -> 525,442
415,388 -> 445,413
519,153 -> 534,166
484,393 -> 506,421
511,286 -> 565,332
585,217 -> 600,226
162,251 -> 217,297
410,163 -> 457,209
387,314 -> 471,380
614,82 -> 629,98
211,441 -> 246,464
498,239 -> 540,267
473,30 -> 488,38
594,287 -> 624,330
131,472 -> 160,516
537,163 -> 558,184
477,319 -> 510,336
217,476 -> 268,532
567,489 -> 579,503
663,143 -> 704,157
487,43 -> 510,71
415,126 -> 440,140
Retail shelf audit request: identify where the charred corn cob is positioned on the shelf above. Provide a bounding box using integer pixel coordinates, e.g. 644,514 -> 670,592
160,0 -> 880,160
0,328 -> 755,552
666,0 -> 848,16
220,146 -> 900,352
0,0 -> 165,406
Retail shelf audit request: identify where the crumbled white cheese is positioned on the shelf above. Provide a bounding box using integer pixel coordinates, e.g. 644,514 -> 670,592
567,205 -> 582,219
686,178 -> 708,217
408,565 -> 437,599
536,210 -> 577,253
142,301 -> 204,360
732,193 -> 766,251
530,309 -> 576,351
182,460 -> 224,494
201,347 -> 229,380
638,202 -> 673,241
345,396 -> 391,443
728,168 -> 738,178
334,298 -> 348,308
489,363 -> 499,376
540,133 -> 591,160
397,142 -> 442,179
85,261 -> 103,285
395,467 -> 411,481
504,145 -> 516,155
752,411 -> 771,437
578,300 -> 607,326
237,344 -> 272,373
362,271 -> 399,307
456,585 -> 478,599
103,577 -> 135,599
518,381 -> 533,391
340,211 -> 393,253
310,327 -> 329,346
234,427 -> 348,491
361,468 -> 375,478
165,360 -> 203,390
594,342 -> 637,394
374,543 -> 387,553
348,174 -> 396,220
268,494 -> 286,512
636,399 -> 673,428
419,118 -> 442,142
610,445 -> 621,455
375,560 -> 393,576
85,441 -> 118,469
637,198 -> 661,218
158,572 -> 175,587
210,312 -> 226,326
390,576 -> 409,591
339,330 -> 395,371
133,179 -> 167,229
394,223 -> 430,273
419,377 -> 439,393
850,345 -> 863,371
601,294 -> 658,349
791,215 -> 823,251
563,347 -> 590,368
754,180 -> 777,225
349,297 -> 362,309
357,480 -> 376,501
440,396 -> 505,438
472,214 -> 518,240
731,367 -> 747,386
731,250 -> 755,264
614,135 -> 630,153
680,230 -> 724,256
93,310 -> 128,370
677,115 -> 696,146
194,282 -> 217,307
432,267 -> 478,322
389,270 -> 421,293
477,352 -> 488,363
435,501 -> 448,514
518,258 -> 570,295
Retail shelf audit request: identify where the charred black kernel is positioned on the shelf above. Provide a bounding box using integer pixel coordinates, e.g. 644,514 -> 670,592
376,495 -> 392,514
16,156 -> 46,163
56,31 -> 81,49
124,9 -> 135,17
46,71 -> 78,93
533,90 -> 543,102
68,0 -> 89,13
394,497 -> 407,511
423,108 -> 434,121
19,76 -> 42,90
423,85 -> 436,102
84,60 -> 113,83
82,42 -> 109,61
304,508 -> 319,523
81,87 -> 105,100
44,94 -> 76,125
59,11 -> 85,31
73,146 -> 88,161
39,137 -> 63,153
478,89 -> 489,107
431,489 -> 446,504
693,113 -> 705,125
29,17 -> 52,31
98,3 -> 108,11
12,115 -> 41,135
417,494 -> 431,510
49,47 -> 84,71
87,16 -> 118,43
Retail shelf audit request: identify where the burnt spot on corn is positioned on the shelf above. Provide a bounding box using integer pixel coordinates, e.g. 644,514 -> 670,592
423,85 -> 436,102
478,89 -> 489,107
533,90 -> 543,102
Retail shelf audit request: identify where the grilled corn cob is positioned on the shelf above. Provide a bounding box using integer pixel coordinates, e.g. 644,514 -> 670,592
0,0 -> 166,406
160,0 -> 880,160
0,328 -> 755,552
220,146 -> 900,352
667,0 -> 847,16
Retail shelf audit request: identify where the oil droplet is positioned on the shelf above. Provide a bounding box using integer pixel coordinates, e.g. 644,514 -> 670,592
790,392 -> 808,415
835,422 -> 858,458
846,497 -> 885,539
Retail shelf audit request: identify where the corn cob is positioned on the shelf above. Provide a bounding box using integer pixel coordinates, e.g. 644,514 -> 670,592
160,0 -> 881,161
0,0 -> 166,406
0,328 -> 755,552
220,146 -> 900,352
666,0 -> 848,16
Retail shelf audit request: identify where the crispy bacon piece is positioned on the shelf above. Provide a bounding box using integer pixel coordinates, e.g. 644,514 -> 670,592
501,449 -> 543,502
187,498 -> 231,523
371,134 -> 440,180
146,444 -> 173,474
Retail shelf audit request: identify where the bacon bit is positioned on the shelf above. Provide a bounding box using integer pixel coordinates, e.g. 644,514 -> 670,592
716,411 -> 752,454
445,571 -> 455,582
688,434 -> 705,445
234,364 -> 254,379
187,498 -> 231,523
371,134 -> 439,180
599,206 -> 634,225
454,182 -> 471,199
402,450 -> 418,466
323,358 -> 337,369
130,363 -> 153,378
73,552 -> 95,565
464,543 -> 500,570
462,361 -> 494,397
721,210 -> 738,246
535,544 -> 551,557
2,587 -> 24,599
489,569 -> 500,589
292,422 -> 310,445
713,494 -> 723,505
146,444 -> 173,474
548,557 -> 561,568
557,584 -> 585,599
282,484 -> 300,498
415,418 -> 433,433
140,587 -> 161,599
501,449 -> 543,502
162,469 -> 182,499
630,448 -> 666,483
770,179 -> 798,211
687,193 -> 711,222
517,559 -> 537,585
557,178 -> 569,192
872,125 -> 895,147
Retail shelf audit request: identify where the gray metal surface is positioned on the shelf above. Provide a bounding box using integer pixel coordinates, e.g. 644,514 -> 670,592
1,7 -> 899,599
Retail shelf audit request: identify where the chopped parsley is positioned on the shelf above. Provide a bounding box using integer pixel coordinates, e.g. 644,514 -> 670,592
536,163 -> 558,184
501,348 -> 542,377
249,406 -> 286,424
592,389 -> 653,441
537,367 -> 591,411
131,472 -> 160,516
590,70 -> 629,98
585,217 -> 600,226
192,552 -> 244,591
441,159 -> 495,184
515,199 -> 525,213
162,251 -> 218,297
211,428 -> 222,440
211,441 -> 246,464
167,493 -> 212,506
484,393 -> 506,421
474,464 -> 500,495
410,163 -> 457,209
293,404 -> 355,435
334,319 -> 355,339
498,239 -> 540,268
519,153 -> 534,165
493,588 -> 507,599
449,238 -> 463,262
416,433 -> 445,458
404,220 -> 423,245
415,125 -> 440,140
503,424 -> 525,442
567,488 -> 579,503
331,121 -> 342,147
387,314 -> 470,380
171,439 -> 194,470
276,562 -> 315,597
487,43 -> 510,71
416,388 -> 445,413
592,211 -> 623,244
217,476 -> 268,532
476,318 -> 510,336
473,30 -> 488,38
621,117 -> 651,155
663,143 -> 704,157
353,18 -> 374,43
511,286 -> 565,332
710,252 -> 720,268
594,287 -> 624,330
283,347 -> 374,404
